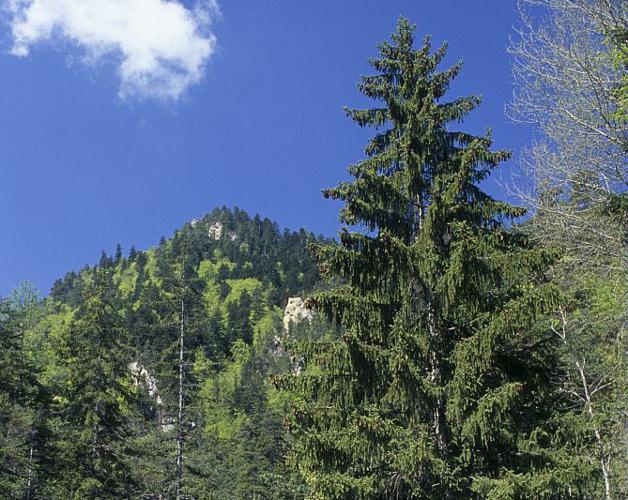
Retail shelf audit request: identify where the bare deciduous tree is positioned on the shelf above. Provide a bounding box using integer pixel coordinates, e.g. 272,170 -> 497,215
508,0 -> 627,271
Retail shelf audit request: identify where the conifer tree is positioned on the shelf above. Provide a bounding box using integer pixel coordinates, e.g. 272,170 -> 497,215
278,18 -> 592,499
55,269 -> 136,498
114,243 -> 123,265
0,295 -> 52,499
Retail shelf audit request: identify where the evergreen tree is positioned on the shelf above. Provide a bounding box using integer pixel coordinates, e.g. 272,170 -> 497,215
54,269 -> 136,498
99,250 -> 113,269
114,243 -> 123,264
278,19 -> 591,499
0,294 -> 52,499
128,245 -> 138,262
227,290 -> 254,346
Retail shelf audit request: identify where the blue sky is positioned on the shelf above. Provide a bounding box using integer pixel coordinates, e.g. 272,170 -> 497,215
0,0 -> 531,295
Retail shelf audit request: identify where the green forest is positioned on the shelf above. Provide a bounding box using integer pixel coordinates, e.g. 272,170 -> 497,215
1,3 -> 627,499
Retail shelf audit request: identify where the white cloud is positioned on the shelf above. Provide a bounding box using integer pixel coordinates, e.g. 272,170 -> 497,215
5,0 -> 220,101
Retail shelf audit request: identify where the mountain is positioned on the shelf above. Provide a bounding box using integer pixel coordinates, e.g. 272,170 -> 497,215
5,207 -> 334,499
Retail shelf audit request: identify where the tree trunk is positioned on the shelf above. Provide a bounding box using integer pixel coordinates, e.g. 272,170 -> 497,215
428,305 -> 448,455
175,297 -> 185,500
415,193 -> 449,456
576,359 -> 612,500
25,429 -> 35,500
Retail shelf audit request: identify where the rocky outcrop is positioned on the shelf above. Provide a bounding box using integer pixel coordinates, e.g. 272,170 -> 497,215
282,297 -> 313,333
128,362 -> 174,432
208,221 -> 223,240
277,297 -> 314,375
129,361 -> 163,405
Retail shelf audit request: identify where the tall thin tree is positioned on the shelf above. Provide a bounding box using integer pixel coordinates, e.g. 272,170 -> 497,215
175,290 -> 186,500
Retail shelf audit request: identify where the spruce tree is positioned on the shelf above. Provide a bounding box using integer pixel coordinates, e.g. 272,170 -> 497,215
278,19 -> 591,499
0,295 -> 52,499
55,269 -> 136,498
114,243 -> 123,265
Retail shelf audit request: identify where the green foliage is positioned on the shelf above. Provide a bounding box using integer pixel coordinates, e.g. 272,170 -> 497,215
0,287 -> 53,499
52,269 -> 137,498
552,262 -> 628,497
278,18 -> 591,499
21,207 -> 326,497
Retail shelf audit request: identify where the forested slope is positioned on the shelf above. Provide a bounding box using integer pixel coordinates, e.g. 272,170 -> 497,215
1,207 -> 332,499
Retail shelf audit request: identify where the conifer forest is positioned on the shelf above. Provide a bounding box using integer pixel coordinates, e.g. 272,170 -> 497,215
1,2 -> 627,499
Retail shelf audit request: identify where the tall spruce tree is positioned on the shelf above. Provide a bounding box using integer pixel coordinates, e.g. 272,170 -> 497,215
54,269 -> 136,498
278,19 -> 592,499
